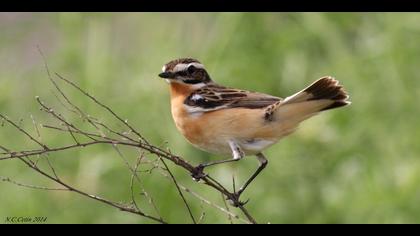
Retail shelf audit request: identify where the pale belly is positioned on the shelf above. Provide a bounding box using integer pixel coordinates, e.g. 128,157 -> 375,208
192,137 -> 277,156
172,106 -> 295,157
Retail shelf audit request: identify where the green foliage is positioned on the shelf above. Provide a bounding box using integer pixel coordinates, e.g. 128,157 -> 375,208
0,12 -> 419,223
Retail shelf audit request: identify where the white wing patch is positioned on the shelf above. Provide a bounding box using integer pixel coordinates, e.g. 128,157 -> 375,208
184,103 -> 229,117
191,94 -> 204,101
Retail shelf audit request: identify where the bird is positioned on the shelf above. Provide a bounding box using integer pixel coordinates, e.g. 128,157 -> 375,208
158,58 -> 350,205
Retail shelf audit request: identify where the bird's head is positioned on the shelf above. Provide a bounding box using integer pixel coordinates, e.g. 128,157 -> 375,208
158,58 -> 212,87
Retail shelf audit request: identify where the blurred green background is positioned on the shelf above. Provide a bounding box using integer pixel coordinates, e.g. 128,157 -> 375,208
0,12 -> 419,224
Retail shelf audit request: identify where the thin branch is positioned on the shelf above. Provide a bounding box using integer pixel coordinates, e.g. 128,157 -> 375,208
113,143 -> 164,221
1,176 -> 67,191
55,73 -> 149,144
179,184 -> 250,224
38,47 -> 109,141
238,205 -> 257,224
30,114 -> 41,140
50,89 -> 79,116
197,203 -> 206,224
37,46 -> 89,124
0,145 -> 10,153
1,50 -> 260,223
66,125 -> 81,145
0,140 -> 133,161
45,156 -> 59,180
91,119 -> 138,143
160,158 -> 196,224
0,113 -> 48,150
232,174 -> 237,194
1,140 -> 258,223
42,125 -> 107,142
157,168 -> 250,224
36,97 -> 97,142
222,193 -> 235,224
17,156 -> 167,224
130,153 -> 144,212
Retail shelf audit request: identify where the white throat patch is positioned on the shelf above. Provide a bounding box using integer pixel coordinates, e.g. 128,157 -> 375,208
190,82 -> 206,89
165,79 -> 206,88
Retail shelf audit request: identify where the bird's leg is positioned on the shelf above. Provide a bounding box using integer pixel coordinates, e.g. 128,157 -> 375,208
230,153 -> 268,203
191,140 -> 244,181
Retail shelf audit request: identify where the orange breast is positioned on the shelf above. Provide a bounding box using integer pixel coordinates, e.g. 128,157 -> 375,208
171,83 -> 268,140
169,83 -> 203,142
168,82 -> 297,155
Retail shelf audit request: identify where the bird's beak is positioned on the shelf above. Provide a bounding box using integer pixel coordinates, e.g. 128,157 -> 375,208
158,72 -> 174,79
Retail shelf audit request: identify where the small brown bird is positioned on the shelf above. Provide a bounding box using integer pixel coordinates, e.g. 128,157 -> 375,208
158,58 -> 350,204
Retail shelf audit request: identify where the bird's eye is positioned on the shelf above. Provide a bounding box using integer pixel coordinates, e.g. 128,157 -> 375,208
187,65 -> 196,74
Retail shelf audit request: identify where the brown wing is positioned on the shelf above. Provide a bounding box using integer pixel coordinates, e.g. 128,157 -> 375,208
184,84 -> 282,113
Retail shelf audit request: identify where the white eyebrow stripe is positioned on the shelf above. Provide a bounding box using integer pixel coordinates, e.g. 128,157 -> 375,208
173,62 -> 204,72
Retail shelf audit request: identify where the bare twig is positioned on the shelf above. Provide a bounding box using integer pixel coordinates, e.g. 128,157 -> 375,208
113,143 -> 163,221
160,158 -> 196,224
0,140 -> 135,161
45,156 -> 59,180
0,50 -> 259,224
0,114 -> 48,150
197,203 -> 206,224
30,114 -> 41,140
17,156 -> 167,224
130,153 -> 145,212
222,192 -> 235,224
1,176 -> 67,191
36,97 -> 98,142
238,205 -> 257,224
55,73 -> 148,144
157,168 -> 250,224
0,145 -> 10,153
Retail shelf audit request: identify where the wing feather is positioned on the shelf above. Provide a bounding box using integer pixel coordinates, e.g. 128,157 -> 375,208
184,84 -> 282,113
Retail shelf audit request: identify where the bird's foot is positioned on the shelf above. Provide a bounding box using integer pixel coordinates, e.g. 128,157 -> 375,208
191,164 -> 208,181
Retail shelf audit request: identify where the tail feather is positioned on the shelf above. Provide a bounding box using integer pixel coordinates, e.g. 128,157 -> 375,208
304,76 -> 348,100
321,100 -> 349,111
269,76 -> 350,137
283,76 -> 350,110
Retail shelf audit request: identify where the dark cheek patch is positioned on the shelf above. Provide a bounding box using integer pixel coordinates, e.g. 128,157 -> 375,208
183,79 -> 203,84
176,71 -> 187,77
